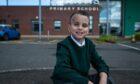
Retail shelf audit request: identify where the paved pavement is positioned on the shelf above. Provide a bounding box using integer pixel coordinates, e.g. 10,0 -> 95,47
0,39 -> 140,84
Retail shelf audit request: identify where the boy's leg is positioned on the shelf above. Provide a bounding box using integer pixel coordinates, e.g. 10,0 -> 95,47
108,76 -> 115,84
89,74 -> 114,84
88,74 -> 100,84
53,79 -> 74,84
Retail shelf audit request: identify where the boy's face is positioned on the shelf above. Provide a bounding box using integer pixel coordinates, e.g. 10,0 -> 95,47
69,14 -> 89,41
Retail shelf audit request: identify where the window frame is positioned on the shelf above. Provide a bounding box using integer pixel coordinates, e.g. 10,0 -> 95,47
31,20 -> 43,32
54,20 -> 62,31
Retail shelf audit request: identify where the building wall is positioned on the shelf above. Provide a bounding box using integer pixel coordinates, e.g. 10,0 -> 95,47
124,0 -> 140,37
0,6 -> 100,36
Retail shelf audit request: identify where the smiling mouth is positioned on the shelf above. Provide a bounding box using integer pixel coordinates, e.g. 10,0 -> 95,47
76,32 -> 84,35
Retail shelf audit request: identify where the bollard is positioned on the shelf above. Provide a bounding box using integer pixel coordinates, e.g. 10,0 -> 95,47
131,34 -> 136,43
48,30 -> 50,40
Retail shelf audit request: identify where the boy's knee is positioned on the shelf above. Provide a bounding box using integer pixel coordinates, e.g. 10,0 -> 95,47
53,79 -> 74,84
107,75 -> 115,84
89,74 -> 115,84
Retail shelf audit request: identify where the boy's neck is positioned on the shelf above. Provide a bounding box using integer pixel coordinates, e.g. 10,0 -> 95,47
70,35 -> 85,47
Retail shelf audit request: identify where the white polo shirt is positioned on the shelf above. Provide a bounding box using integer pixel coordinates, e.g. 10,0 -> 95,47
70,35 -> 85,47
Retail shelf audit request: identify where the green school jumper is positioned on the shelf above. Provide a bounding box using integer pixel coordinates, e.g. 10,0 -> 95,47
52,36 -> 109,84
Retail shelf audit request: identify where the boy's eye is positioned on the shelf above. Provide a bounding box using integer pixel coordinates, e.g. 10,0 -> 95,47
73,22 -> 88,28
82,23 -> 88,28
74,23 -> 79,26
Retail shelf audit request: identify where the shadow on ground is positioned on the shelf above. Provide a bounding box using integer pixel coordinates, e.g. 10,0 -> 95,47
0,70 -> 53,84
0,69 -> 140,84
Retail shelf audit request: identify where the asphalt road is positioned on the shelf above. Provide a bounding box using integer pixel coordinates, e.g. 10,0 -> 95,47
0,43 -> 56,72
0,40 -> 140,84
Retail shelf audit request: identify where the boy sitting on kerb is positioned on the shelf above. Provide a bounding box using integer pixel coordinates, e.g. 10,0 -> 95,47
52,11 -> 113,84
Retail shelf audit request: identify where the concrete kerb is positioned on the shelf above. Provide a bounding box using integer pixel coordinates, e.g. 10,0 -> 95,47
20,35 -> 99,43
21,35 -> 99,39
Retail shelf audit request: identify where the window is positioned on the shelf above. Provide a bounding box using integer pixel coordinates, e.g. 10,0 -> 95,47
100,1 -> 121,35
89,16 -> 93,32
12,19 -> 20,30
0,19 -> 6,24
32,20 -> 43,32
54,20 -> 61,30
135,22 -> 140,32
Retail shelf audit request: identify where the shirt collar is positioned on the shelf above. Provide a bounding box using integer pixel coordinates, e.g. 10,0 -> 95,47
70,35 -> 85,47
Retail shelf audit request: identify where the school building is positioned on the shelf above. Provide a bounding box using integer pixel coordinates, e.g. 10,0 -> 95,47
0,0 -> 140,38
0,6 -> 99,37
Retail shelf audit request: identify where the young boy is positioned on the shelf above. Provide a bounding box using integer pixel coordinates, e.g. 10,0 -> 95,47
52,11 -> 111,84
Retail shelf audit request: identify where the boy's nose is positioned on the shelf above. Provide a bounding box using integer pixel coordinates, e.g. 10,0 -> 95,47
78,25 -> 82,30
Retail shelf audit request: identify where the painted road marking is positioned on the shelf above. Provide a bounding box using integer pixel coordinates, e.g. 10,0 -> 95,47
0,67 -> 54,73
1,67 -> 140,73
118,43 -> 140,51
0,40 -> 59,44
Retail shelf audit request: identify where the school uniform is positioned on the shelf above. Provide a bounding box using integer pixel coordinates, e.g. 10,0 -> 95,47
52,35 -> 110,84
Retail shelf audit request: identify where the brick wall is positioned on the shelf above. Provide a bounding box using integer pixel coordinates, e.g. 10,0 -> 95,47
0,6 -> 99,35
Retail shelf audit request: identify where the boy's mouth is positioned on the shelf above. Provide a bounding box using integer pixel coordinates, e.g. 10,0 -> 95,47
76,32 -> 84,35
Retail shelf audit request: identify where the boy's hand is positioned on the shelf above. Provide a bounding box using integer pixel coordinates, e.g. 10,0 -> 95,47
99,72 -> 107,84
88,81 -> 94,84
99,79 -> 107,84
